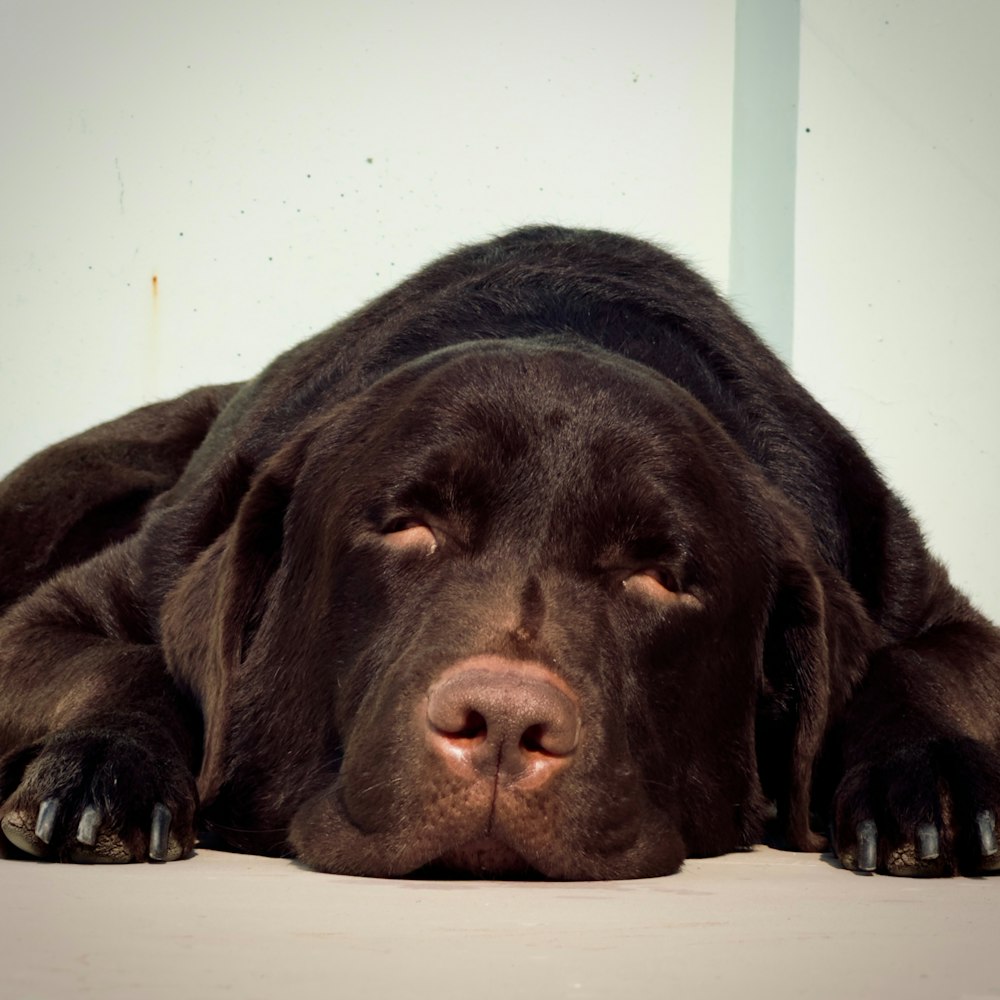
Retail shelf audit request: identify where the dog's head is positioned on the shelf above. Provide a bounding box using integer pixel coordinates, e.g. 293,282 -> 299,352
163,340 -> 866,878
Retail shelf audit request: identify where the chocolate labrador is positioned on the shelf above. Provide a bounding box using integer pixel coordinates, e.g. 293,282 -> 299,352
1,226 -> 998,878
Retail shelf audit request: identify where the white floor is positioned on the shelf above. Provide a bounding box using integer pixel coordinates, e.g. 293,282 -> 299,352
4,845 -> 997,999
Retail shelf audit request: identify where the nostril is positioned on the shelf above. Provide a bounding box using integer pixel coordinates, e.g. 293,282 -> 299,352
434,718 -> 569,757
436,710 -> 487,742
521,724 -> 542,754
520,723 -> 551,756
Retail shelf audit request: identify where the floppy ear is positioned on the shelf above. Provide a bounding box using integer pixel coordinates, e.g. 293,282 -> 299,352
757,529 -> 873,852
160,429 -> 316,806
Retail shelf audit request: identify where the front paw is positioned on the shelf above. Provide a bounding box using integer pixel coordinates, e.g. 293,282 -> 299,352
0,722 -> 197,863
833,736 -> 1000,876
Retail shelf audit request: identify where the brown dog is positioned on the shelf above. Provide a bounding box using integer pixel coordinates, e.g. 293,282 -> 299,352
1,226 -> 998,877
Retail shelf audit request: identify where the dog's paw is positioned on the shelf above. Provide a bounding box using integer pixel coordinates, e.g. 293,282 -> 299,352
0,722 -> 197,863
832,736 -> 1000,876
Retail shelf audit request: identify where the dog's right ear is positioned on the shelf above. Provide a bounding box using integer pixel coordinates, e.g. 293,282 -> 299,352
160,427 -> 317,806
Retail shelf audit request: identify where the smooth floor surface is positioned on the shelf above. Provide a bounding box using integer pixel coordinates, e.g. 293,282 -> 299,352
4,845 -> 998,999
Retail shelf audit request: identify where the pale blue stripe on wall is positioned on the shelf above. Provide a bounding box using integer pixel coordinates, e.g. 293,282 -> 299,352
729,0 -> 801,363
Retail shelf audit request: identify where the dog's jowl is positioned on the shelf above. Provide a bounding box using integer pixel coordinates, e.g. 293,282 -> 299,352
1,227 -> 998,878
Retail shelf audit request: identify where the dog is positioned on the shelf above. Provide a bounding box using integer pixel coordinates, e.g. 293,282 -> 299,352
1,226 -> 998,878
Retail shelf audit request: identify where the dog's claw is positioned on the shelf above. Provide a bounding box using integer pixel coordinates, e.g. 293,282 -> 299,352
76,806 -> 101,846
916,823 -> 939,861
34,798 -> 59,844
977,810 -> 998,858
856,819 -> 877,872
149,803 -> 172,861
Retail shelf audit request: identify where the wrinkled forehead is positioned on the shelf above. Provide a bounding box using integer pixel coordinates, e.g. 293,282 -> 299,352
358,341 -> 747,518
378,341 -> 709,441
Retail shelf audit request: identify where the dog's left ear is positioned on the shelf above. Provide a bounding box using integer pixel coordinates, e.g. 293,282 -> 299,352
757,519 -> 873,852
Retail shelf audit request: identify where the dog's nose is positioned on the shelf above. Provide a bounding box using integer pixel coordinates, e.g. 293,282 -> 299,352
426,657 -> 580,787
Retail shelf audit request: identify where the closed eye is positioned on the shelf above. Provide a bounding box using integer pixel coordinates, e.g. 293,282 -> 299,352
622,567 -> 699,607
380,518 -> 438,553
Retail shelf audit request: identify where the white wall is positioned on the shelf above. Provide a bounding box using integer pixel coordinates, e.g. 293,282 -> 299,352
0,0 -> 734,465
794,0 -> 1000,614
1,1 -> 996,615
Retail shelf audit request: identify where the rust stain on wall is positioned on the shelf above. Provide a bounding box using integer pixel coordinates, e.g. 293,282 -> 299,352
146,273 -> 161,398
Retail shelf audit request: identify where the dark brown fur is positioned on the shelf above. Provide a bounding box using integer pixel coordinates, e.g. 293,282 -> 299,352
1,226 -> 998,877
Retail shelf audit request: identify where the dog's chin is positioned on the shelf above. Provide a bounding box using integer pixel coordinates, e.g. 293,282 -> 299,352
416,837 -> 542,880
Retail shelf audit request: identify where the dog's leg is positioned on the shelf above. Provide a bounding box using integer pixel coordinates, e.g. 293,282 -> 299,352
0,541 -> 199,863
831,614 -> 1000,876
